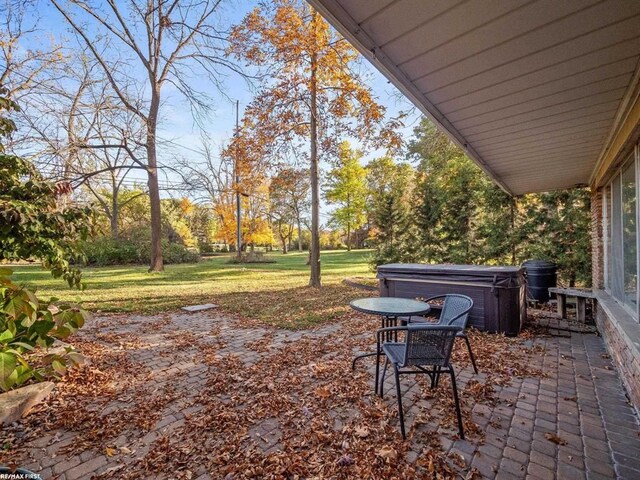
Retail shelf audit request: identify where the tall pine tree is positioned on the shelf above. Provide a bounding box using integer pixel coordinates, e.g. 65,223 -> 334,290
367,157 -> 415,265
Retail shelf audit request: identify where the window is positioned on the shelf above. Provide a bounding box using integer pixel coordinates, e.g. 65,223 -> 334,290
611,173 -> 624,301
605,186 -> 612,290
622,161 -> 637,311
603,147 -> 639,319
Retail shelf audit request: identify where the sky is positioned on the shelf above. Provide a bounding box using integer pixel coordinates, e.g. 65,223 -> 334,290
12,0 -> 422,218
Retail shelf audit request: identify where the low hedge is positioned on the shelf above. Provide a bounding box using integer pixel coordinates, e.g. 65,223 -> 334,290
83,238 -> 200,266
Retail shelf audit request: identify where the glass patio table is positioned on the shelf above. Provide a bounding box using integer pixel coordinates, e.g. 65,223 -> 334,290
349,297 -> 431,370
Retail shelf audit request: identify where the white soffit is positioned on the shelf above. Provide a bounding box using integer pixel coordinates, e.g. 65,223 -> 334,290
307,0 -> 640,195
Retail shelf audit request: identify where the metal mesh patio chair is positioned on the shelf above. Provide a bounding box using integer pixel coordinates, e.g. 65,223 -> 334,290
375,324 -> 465,439
406,294 -> 477,374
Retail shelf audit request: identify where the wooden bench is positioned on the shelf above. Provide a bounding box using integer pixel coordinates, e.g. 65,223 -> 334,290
548,287 -> 595,323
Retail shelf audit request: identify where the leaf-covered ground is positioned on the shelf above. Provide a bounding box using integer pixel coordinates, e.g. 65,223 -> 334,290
11,250 -> 374,328
1,305 -> 553,479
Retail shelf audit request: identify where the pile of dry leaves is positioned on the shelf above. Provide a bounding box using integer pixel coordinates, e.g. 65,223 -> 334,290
1,306 -> 548,479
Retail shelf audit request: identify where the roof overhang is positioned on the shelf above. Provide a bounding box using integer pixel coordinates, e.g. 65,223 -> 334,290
307,0 -> 640,195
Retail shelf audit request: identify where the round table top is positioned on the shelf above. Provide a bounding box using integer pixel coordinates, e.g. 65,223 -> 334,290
350,297 -> 431,317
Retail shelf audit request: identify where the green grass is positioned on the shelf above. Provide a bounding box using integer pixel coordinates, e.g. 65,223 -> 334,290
11,250 -> 377,329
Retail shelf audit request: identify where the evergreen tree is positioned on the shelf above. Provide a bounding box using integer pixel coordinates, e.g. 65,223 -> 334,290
367,157 -> 415,265
436,156 -> 480,263
518,190 -> 591,286
412,171 -> 442,262
476,183 -> 517,264
369,116 -> 592,286
409,118 -> 482,264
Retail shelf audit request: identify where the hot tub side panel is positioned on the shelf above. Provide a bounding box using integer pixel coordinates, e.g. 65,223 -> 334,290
496,283 -> 527,335
377,266 -> 526,335
379,277 -> 498,332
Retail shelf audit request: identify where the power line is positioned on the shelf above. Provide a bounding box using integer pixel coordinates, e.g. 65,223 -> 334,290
156,136 -> 212,156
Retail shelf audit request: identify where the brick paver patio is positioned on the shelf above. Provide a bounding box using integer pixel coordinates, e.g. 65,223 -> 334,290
3,310 -> 640,479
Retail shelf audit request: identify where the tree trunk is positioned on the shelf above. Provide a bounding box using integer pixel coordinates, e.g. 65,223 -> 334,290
297,217 -> 303,251
281,235 -> 288,254
346,195 -> 351,251
110,199 -> 119,239
109,178 -> 119,238
147,89 -> 164,272
308,14 -> 321,287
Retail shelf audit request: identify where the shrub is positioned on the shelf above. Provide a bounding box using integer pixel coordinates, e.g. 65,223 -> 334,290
163,242 -> 200,264
201,243 -> 230,253
0,268 -> 88,391
0,150 -> 94,289
199,242 -> 214,254
227,252 -> 276,264
83,237 -> 143,265
0,88 -> 90,392
83,237 -> 199,266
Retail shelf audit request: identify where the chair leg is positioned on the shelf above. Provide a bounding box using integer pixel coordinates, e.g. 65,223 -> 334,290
462,334 -> 478,374
430,365 -> 437,389
375,348 -> 381,394
393,364 -> 406,439
448,366 -> 465,440
380,357 -> 389,397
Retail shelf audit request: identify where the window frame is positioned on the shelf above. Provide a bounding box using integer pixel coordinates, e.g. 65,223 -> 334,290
637,142 -> 640,316
621,158 -> 637,314
603,185 -> 610,292
602,143 -> 640,321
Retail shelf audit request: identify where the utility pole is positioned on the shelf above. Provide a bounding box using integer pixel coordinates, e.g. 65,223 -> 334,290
235,100 -> 242,260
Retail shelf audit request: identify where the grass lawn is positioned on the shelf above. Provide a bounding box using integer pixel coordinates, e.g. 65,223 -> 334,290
11,250 -> 377,329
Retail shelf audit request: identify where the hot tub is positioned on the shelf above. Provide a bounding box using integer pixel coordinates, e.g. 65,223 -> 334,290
376,263 -> 526,335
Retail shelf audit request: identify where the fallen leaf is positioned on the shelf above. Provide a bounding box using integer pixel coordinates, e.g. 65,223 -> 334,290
544,432 -> 567,445
314,386 -> 331,398
376,446 -> 398,462
337,454 -> 354,466
354,426 -> 369,438
449,451 -> 466,467
99,465 -> 124,475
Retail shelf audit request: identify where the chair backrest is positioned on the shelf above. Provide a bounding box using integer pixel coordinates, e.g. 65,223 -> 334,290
403,325 -> 461,367
440,294 -> 473,329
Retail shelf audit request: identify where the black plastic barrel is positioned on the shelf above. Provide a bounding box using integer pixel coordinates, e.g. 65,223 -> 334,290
522,260 -> 557,303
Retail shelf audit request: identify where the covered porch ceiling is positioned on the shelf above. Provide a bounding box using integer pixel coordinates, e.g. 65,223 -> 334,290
307,0 -> 640,195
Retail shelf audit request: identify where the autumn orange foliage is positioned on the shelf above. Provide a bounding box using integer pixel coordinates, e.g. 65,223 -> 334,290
226,0 -> 403,285
213,177 -> 272,248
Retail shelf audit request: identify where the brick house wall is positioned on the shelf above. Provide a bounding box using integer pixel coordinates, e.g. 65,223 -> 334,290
588,54 -> 640,411
595,300 -> 640,411
592,183 -> 640,411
